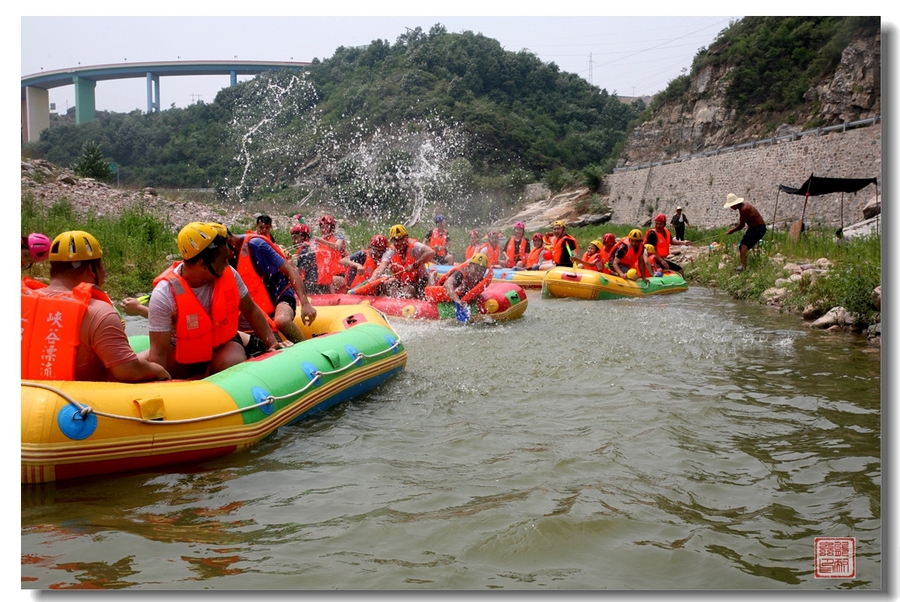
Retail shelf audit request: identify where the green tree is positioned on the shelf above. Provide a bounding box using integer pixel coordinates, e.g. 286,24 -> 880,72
72,141 -> 113,182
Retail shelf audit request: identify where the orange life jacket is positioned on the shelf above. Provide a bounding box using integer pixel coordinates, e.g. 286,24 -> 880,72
388,239 -> 421,284
349,251 -> 381,288
152,261 -> 182,290
645,227 -> 672,258
426,228 -> 450,259
481,243 -> 502,267
165,268 -> 241,365
580,251 -> 601,272
425,264 -> 493,304
598,246 -> 615,274
552,235 -> 578,265
610,241 -> 647,276
21,277 -> 113,380
465,244 -> 479,260
315,233 -> 345,286
505,237 -> 529,268
235,234 -> 286,316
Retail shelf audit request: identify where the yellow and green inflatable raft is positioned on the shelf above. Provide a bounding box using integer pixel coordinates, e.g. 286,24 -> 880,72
542,266 -> 689,300
21,304 -> 406,484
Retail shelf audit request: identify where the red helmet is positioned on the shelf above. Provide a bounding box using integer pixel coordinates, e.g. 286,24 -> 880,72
532,232 -> 543,242
318,215 -> 336,228
370,234 -> 388,249
602,233 -> 616,245
291,223 -> 311,236
26,232 -> 52,263
654,213 -> 667,224
469,229 -> 479,237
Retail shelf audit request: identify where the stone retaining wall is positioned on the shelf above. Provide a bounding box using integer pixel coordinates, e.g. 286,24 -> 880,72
606,124 -> 881,230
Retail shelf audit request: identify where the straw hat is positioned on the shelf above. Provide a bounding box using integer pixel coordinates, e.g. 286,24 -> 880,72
724,193 -> 744,208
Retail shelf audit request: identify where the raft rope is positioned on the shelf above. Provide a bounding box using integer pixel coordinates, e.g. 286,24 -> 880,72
21,337 -> 404,426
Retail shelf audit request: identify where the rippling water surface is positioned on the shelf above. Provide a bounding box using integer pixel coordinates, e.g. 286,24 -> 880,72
21,287 -> 881,590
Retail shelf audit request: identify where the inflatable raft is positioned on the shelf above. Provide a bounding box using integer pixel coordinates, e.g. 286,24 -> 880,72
313,281 -> 527,322
21,304 -> 406,484
429,264 -> 547,289
542,266 -> 689,300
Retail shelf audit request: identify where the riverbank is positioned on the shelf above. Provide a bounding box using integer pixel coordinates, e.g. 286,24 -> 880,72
21,160 -> 880,347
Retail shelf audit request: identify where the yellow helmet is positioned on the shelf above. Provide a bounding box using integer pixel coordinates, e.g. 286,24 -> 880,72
207,222 -> 228,238
628,228 -> 643,241
470,253 -> 489,268
590,239 -> 602,250
552,220 -> 566,228
389,224 -> 408,239
178,222 -> 219,260
49,230 -> 102,262
644,243 -> 656,254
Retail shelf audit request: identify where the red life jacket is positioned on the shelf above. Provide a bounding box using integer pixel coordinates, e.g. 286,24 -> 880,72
236,234 -> 285,316
165,268 -> 241,365
315,233 -> 345,286
21,277 -> 113,380
426,228 -> 450,260
505,237 -> 529,268
598,245 -> 615,274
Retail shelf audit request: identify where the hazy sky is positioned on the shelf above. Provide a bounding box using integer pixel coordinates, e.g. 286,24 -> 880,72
20,15 -> 741,114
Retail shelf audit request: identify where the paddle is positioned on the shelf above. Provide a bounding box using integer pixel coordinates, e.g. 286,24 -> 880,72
455,302 -> 471,323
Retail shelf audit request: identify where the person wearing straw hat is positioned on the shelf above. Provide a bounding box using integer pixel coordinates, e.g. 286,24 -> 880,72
724,193 -> 767,272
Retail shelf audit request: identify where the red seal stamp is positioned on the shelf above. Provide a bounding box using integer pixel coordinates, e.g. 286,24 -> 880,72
814,537 -> 856,579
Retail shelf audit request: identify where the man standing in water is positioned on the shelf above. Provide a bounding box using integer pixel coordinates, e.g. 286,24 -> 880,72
724,193 -> 767,272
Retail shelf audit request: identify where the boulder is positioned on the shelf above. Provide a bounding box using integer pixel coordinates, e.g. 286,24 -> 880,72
810,306 -> 858,329
872,285 -> 881,311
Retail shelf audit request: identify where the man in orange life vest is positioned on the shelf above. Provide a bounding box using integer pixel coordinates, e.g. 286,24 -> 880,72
503,221 -> 531,269
21,230 -> 170,382
643,213 -> 691,275
444,252 -> 492,306
225,224 -> 317,343
478,231 -> 504,268
424,214 -> 454,265
609,228 -> 654,283
546,220 -> 579,268
371,224 -> 436,298
146,222 -> 290,379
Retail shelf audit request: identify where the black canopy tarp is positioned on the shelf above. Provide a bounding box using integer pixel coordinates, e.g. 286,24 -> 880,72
773,173 -> 878,235
778,175 -> 878,196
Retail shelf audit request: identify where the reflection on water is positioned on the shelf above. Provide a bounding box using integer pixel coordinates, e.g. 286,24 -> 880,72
23,288 -> 881,590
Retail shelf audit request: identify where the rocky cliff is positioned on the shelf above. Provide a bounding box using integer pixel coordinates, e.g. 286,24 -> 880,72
620,29 -> 881,167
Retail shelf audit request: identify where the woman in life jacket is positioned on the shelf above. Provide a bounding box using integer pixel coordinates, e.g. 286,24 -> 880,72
503,222 -> 530,269
571,240 -> 603,271
314,214 -> 348,293
465,230 -> 482,261
481,231 -> 503,268
424,215 -> 454,265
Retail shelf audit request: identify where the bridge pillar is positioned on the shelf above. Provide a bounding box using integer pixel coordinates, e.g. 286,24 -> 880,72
22,86 -> 50,143
231,70 -> 237,86
147,73 -> 160,113
73,75 -> 96,124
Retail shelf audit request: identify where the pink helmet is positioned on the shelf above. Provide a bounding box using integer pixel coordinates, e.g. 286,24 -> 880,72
26,232 -> 52,263
514,221 -> 525,229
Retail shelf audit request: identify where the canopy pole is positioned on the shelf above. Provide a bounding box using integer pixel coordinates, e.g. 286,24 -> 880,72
772,190 -> 781,230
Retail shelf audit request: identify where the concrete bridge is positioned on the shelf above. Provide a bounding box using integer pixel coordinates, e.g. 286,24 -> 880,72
21,60 -> 310,143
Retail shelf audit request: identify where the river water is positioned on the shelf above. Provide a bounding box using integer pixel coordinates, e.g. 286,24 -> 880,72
21,286 -> 882,591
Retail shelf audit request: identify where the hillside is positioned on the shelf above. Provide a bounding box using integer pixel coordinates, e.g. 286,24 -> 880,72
620,17 -> 881,166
